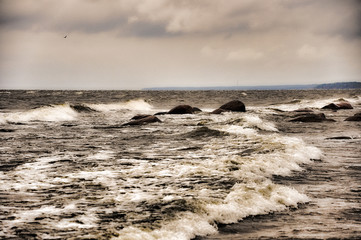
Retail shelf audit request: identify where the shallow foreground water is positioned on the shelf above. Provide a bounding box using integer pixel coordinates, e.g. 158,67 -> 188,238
0,90 -> 360,239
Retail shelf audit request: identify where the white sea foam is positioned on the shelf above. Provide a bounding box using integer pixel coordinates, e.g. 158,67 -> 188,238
87,150 -> 114,160
88,99 -> 153,112
1,96 -> 326,239
0,104 -> 77,124
115,182 -> 309,240
270,95 -> 361,112
111,114 -> 322,239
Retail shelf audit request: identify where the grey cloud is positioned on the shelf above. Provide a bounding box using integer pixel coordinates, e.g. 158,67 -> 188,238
1,0 -> 360,40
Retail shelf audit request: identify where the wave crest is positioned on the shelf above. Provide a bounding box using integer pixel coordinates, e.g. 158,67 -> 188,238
0,104 -> 78,124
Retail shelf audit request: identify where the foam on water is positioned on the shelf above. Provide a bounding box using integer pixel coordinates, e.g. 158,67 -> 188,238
270,96 -> 361,112
0,91 -> 331,239
87,99 -> 153,112
0,104 -> 78,124
109,115 -> 322,240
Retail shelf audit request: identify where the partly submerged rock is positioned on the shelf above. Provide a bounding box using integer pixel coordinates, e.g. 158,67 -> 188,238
336,102 -> 353,109
0,129 -> 15,132
219,100 -> 246,112
345,112 -> 361,121
122,115 -> 162,126
154,112 -> 168,115
321,102 -> 353,110
168,105 -> 194,114
70,104 -> 96,113
182,126 -> 228,139
325,136 -> 352,140
321,103 -> 339,110
211,108 -> 227,114
131,114 -> 152,120
289,113 -> 335,122
294,108 -> 314,113
192,107 -> 202,113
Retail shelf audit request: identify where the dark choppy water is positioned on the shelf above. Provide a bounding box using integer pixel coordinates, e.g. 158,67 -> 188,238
0,90 -> 360,240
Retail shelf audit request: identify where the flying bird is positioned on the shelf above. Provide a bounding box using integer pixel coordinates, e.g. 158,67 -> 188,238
64,35 -> 67,38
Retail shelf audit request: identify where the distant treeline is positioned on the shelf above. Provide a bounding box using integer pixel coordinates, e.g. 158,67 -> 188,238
315,82 -> 361,89
144,81 -> 361,91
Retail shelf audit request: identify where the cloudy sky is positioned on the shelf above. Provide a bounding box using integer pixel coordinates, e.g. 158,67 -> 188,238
0,0 -> 360,90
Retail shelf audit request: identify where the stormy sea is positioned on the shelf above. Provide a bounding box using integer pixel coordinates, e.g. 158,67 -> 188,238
0,89 -> 360,240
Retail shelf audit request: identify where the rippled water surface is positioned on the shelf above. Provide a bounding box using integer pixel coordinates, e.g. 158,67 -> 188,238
0,90 -> 360,239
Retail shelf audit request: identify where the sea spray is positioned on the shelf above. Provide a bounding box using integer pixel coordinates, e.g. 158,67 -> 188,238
0,104 -> 78,123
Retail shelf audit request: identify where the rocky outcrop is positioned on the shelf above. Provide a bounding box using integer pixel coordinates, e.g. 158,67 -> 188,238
211,100 -> 246,114
219,100 -> 246,112
70,104 -> 96,112
336,102 -> 353,109
131,114 -> 152,120
294,108 -> 313,113
122,115 -> 162,126
211,108 -> 227,114
192,107 -> 202,113
289,113 -> 335,122
322,102 -> 353,110
0,129 -> 15,132
345,112 -> 361,121
168,105 -> 195,114
321,103 -> 339,110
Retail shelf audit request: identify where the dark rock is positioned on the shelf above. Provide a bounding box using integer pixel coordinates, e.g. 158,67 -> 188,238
345,112 -> 361,121
61,123 -> 77,127
183,126 -> 228,139
122,116 -> 162,126
192,107 -> 202,112
168,105 -> 194,114
321,102 -> 353,110
336,102 -> 353,109
294,108 -> 313,113
321,103 -> 339,110
211,108 -> 227,114
219,100 -> 246,112
325,136 -> 352,140
289,113 -> 334,122
269,108 -> 286,113
70,104 -> 96,112
154,112 -> 168,115
131,114 -> 152,120
0,129 -> 15,132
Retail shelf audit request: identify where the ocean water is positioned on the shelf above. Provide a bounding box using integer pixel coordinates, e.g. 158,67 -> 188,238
0,90 -> 360,240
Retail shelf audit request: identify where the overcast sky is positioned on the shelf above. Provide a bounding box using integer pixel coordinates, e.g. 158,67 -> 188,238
0,0 -> 360,90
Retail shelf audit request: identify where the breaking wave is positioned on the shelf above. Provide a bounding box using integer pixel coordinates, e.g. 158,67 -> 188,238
0,104 -> 78,124
87,99 -> 153,112
0,99 -> 153,124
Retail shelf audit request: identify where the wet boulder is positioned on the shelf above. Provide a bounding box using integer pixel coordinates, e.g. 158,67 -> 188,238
122,116 -> 162,126
131,114 -> 152,120
345,112 -> 361,121
336,102 -> 353,109
211,108 -> 227,114
294,108 -> 313,113
192,107 -> 202,113
0,129 -> 15,132
70,104 -> 96,112
289,113 -> 334,122
168,105 -> 194,114
321,103 -> 339,110
154,111 -> 168,115
219,100 -> 246,112
322,102 -> 353,110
